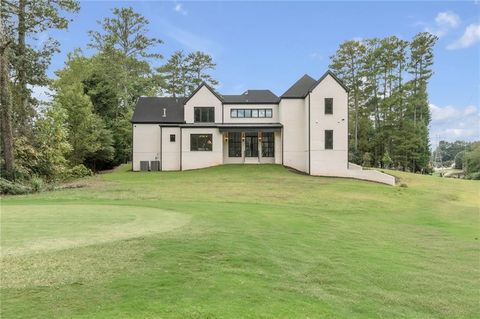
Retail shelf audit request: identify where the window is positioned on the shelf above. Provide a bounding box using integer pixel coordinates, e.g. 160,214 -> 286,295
230,108 -> 273,118
190,134 -> 213,151
228,132 -> 242,157
325,130 -> 333,150
261,132 -> 275,157
170,134 -> 176,142
194,107 -> 215,123
325,98 -> 333,115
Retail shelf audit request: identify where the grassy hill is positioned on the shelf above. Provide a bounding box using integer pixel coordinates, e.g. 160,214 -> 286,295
1,164 -> 479,318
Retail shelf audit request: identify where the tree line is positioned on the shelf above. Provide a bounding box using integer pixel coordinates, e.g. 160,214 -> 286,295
330,33 -> 438,173
432,140 -> 480,179
0,3 -> 218,189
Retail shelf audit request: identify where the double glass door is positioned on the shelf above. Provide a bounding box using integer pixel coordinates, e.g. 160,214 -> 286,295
244,132 -> 258,157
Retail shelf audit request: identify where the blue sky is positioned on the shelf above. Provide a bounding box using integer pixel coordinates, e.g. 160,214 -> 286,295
36,1 -> 479,144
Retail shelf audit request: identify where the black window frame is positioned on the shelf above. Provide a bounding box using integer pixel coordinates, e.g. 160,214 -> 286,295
190,134 -> 213,151
265,109 -> 273,118
325,98 -> 333,115
194,107 -> 215,123
261,132 -> 275,157
170,134 -> 176,142
230,108 -> 273,118
325,130 -> 333,150
228,132 -> 242,157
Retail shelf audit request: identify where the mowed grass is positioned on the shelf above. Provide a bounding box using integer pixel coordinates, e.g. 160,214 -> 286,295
1,164 -> 479,319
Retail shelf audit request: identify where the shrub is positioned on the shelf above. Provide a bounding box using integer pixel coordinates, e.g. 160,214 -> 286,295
362,152 -> 373,167
30,176 -> 44,192
0,178 -> 32,195
62,164 -> 93,180
400,183 -> 408,188
466,172 -> 480,180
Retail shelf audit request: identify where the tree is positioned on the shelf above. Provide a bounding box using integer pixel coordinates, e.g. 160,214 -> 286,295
158,50 -> 189,97
88,7 -> 162,110
159,50 -> 219,97
330,32 -> 438,173
88,7 -> 162,59
464,142 -> 480,179
330,40 -> 366,152
54,83 -> 104,165
0,0 -> 79,180
186,51 -> 218,91
34,104 -> 71,180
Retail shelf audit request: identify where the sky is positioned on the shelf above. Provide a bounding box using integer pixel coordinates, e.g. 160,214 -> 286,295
34,0 -> 480,145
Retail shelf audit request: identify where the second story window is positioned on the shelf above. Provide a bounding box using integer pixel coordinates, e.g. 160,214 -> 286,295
230,108 -> 273,118
194,107 -> 215,123
325,98 -> 333,115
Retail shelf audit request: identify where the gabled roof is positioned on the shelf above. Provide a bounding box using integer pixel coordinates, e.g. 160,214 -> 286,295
281,74 -> 317,98
184,82 -> 224,104
222,90 -> 280,104
131,97 -> 186,123
310,70 -> 350,93
281,71 -> 349,98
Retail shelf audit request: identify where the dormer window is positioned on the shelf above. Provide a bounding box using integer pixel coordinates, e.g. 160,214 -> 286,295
194,107 -> 215,123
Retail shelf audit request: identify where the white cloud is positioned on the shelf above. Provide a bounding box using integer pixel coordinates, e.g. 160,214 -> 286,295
174,3 -> 187,16
424,11 -> 460,38
429,103 -> 480,144
435,12 -> 460,28
447,23 -> 480,50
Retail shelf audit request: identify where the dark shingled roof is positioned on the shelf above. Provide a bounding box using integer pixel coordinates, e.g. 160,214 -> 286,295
131,97 -> 186,123
281,74 -> 317,98
222,90 -> 279,104
281,71 -> 349,98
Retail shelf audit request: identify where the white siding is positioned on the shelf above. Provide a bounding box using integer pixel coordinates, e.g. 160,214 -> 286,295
161,127 -> 181,171
309,74 -> 349,176
132,124 -> 160,171
184,86 -> 223,124
279,98 -> 307,172
181,128 -> 223,170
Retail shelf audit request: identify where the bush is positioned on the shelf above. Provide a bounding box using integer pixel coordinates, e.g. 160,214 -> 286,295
0,178 -> 32,195
30,176 -> 44,192
466,172 -> 480,180
362,152 -> 373,167
62,164 -> 93,180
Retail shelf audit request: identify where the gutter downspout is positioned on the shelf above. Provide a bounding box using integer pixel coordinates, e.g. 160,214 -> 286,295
308,93 -> 311,175
160,125 -> 163,171
180,127 -> 183,171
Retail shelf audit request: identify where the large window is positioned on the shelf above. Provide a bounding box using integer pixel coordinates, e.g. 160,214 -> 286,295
191,134 -> 213,151
231,108 -> 273,118
194,107 -> 215,122
228,132 -> 242,157
325,130 -> 333,150
261,132 -> 275,157
325,98 -> 333,115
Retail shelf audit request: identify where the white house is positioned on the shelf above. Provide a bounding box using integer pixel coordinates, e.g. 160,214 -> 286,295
131,71 -> 395,185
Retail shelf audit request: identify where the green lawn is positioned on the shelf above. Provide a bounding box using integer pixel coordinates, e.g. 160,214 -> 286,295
1,164 -> 479,318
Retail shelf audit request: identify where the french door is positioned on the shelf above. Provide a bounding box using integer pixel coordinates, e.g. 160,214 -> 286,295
244,132 -> 258,157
